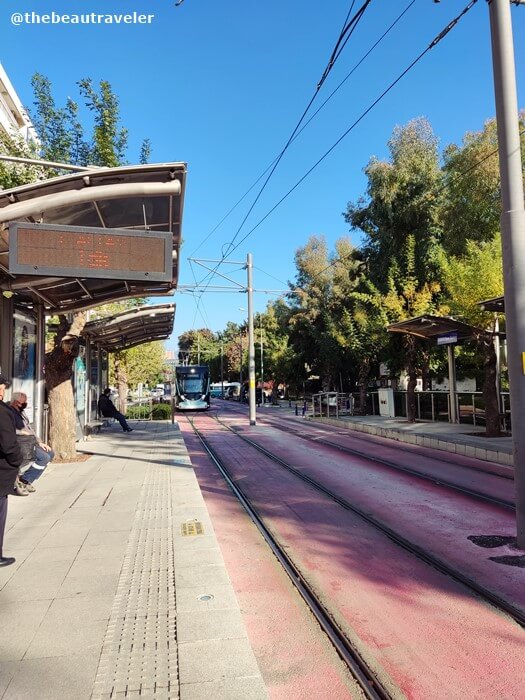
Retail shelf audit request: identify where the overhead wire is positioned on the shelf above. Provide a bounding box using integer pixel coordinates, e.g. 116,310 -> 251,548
188,0 -> 416,260
223,0 -> 480,261
190,0 -> 374,294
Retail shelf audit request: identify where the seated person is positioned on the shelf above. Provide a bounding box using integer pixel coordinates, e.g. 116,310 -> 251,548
98,389 -> 133,433
8,392 -> 54,493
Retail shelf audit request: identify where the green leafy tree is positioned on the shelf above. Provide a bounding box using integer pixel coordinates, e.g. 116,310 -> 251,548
288,236 -> 344,391
439,115 -> 525,256
344,117 -> 442,289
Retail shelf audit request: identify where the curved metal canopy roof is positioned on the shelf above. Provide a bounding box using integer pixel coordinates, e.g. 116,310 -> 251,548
388,314 -> 484,342
0,163 -> 186,312
82,303 -> 176,352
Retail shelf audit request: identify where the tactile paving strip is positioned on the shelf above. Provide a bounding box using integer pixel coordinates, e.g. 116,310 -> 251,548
91,452 -> 178,699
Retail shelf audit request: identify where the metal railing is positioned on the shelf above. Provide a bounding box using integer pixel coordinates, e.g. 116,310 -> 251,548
363,390 -> 511,429
126,397 -> 153,421
308,389 -> 511,430
311,392 -> 354,419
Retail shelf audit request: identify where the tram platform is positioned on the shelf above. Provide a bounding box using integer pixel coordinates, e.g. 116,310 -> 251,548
0,420 -> 267,700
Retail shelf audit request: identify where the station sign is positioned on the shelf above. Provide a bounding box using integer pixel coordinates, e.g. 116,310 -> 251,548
8,222 -> 172,282
436,332 -> 458,346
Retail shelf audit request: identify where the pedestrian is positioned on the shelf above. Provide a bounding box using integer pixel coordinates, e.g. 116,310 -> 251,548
98,389 -> 133,432
0,373 -> 23,567
8,392 -> 54,493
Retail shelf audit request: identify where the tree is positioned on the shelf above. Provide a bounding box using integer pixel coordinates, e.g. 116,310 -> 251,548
380,235 -> 447,422
344,118 -> 442,290
439,115 -> 525,256
438,237 -> 504,436
33,75 -> 149,458
177,329 -> 215,366
110,342 -> 166,411
258,301 -> 296,401
288,236 -> 343,391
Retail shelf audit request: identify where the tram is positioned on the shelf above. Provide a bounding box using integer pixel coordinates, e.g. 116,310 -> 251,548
174,365 -> 210,411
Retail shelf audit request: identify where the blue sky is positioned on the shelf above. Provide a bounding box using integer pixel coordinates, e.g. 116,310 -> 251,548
1,0 -> 524,350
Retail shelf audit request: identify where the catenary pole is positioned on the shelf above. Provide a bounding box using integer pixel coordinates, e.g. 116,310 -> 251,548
488,0 -> 525,547
247,253 -> 257,425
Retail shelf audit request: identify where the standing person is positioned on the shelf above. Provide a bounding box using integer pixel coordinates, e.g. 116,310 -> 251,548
98,388 -> 133,432
8,392 -> 54,492
0,373 -> 23,567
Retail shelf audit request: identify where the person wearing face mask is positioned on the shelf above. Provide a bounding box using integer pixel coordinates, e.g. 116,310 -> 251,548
8,392 -> 54,492
0,373 -> 23,566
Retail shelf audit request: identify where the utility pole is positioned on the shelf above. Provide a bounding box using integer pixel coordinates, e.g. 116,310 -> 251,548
247,253 -> 256,425
197,333 -> 201,365
488,0 -> 525,547
220,337 -> 224,399
260,317 -> 264,406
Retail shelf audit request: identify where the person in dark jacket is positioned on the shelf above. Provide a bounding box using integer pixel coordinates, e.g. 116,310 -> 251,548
0,373 -> 23,567
97,388 -> 133,432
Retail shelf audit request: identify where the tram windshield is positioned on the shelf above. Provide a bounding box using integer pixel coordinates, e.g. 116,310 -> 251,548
176,367 -> 209,398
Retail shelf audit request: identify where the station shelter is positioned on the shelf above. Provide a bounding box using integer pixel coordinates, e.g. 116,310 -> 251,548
81,302 -> 175,433
0,162 -> 186,439
387,314 -> 487,423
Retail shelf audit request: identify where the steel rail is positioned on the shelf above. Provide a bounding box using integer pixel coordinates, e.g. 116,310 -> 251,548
185,414 -> 394,700
229,406 -> 514,510
212,413 -> 525,628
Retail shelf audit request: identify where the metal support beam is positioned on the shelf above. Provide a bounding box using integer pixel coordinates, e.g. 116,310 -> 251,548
34,305 -> 46,440
247,253 -> 256,425
489,0 -> 525,548
447,345 -> 458,424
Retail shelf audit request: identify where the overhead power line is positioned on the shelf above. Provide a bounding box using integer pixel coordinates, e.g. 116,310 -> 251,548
224,0 -> 480,260
190,0 -> 374,296
189,0 -> 416,260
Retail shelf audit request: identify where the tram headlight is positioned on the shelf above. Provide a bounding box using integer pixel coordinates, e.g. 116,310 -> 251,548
180,394 -> 185,400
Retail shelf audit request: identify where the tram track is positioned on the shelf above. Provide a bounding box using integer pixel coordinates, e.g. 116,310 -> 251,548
194,411 -> 525,629
185,413 -> 394,700
224,404 -> 514,511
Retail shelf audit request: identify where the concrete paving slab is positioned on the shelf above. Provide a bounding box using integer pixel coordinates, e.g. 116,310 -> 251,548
177,608 -> 248,643
178,638 -> 261,685
175,564 -> 233,590
174,547 -> 224,568
55,572 -> 121,599
180,676 -> 268,700
0,563 -> 70,602
0,600 -> 51,660
40,525 -> 90,548
24,595 -> 113,658
175,584 -> 241,613
2,652 -> 100,699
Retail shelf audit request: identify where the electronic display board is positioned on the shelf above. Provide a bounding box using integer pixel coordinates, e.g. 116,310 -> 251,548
8,222 -> 173,282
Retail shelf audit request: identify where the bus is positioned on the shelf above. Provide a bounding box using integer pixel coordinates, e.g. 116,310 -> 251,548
210,382 -> 241,399
174,365 -> 210,411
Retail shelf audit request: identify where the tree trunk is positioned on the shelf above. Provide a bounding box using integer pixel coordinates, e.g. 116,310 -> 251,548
480,334 -> 501,437
406,337 -> 417,423
45,312 -> 87,459
358,357 -> 370,415
114,352 -> 128,415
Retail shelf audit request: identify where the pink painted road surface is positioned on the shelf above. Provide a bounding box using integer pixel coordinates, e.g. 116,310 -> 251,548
182,412 -> 525,699
179,418 -> 361,699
